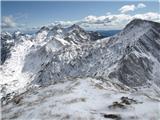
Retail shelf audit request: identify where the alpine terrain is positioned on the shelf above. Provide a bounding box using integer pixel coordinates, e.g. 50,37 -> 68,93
1,19 -> 160,120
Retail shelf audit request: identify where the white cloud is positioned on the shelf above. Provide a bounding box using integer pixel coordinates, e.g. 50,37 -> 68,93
51,12 -> 160,30
133,12 -> 160,21
1,14 -> 28,30
119,5 -> 136,13
2,16 -> 16,28
119,3 -> 146,13
51,20 -> 77,27
2,10 -> 158,31
137,3 -> 146,8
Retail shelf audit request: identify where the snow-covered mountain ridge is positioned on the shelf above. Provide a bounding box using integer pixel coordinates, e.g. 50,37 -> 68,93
0,24 -> 103,98
1,19 -> 160,120
1,19 -> 160,96
27,19 -> 160,88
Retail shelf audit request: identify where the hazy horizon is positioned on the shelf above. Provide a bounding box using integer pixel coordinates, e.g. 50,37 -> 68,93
1,1 -> 160,32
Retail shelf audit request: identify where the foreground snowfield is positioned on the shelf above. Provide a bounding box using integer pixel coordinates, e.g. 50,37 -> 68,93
2,77 -> 160,120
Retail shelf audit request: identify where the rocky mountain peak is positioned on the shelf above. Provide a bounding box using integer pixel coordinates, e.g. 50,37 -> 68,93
123,19 -> 159,32
67,24 -> 84,32
36,26 -> 50,34
54,24 -> 63,28
70,24 -> 81,29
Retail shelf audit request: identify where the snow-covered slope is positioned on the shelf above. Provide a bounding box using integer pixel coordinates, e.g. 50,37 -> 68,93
0,24 -> 103,98
2,77 -> 160,120
0,31 -> 34,98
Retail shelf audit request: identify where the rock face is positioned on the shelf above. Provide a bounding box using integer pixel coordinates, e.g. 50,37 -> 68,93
1,32 -> 14,64
108,19 -> 160,87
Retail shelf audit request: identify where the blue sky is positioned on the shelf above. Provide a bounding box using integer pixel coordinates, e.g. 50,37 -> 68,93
1,1 -> 160,31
